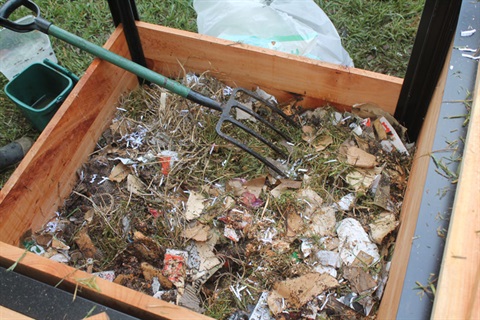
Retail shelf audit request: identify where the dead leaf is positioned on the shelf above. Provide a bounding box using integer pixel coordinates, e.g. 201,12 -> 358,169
345,169 -> 378,191
373,118 -> 387,140
243,176 -> 266,198
109,163 -> 130,182
34,234 -> 52,246
287,212 -> 305,237
84,209 -> 94,223
226,178 -> 246,197
346,146 -> 377,168
270,179 -> 302,198
51,237 -> 70,250
306,206 -> 336,237
110,120 -> 129,136
185,191 -> 206,221
181,224 -> 211,242
272,273 -> 338,308
141,262 -> 173,289
343,267 -> 378,294
127,174 -> 145,195
369,212 -> 399,244
301,125 -> 316,144
296,188 -> 323,216
75,228 -> 103,260
314,135 -> 333,152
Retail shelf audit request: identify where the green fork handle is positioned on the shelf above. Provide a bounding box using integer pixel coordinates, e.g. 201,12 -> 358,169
0,0 -> 223,111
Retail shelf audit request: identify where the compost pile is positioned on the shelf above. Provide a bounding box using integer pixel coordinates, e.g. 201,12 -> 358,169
31,73 -> 413,319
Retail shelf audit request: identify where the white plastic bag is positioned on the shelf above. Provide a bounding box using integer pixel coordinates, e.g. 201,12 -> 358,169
193,0 -> 353,67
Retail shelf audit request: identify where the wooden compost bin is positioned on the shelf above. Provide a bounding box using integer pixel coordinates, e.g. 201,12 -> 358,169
0,22 -> 447,319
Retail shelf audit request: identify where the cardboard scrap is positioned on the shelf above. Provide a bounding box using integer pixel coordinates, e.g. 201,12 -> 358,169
373,172 -> 391,210
178,284 -> 205,313
267,273 -> 338,313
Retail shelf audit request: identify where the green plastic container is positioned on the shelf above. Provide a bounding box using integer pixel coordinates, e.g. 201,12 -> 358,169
4,60 -> 77,131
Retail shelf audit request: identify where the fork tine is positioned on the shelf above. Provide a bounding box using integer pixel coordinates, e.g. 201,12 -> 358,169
215,89 -> 295,176
235,88 -> 298,128
216,117 -> 288,158
233,101 -> 292,142
215,120 -> 287,177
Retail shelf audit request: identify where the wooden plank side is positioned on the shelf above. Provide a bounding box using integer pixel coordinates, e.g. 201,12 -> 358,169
0,306 -> 34,320
431,64 -> 480,319
0,242 -> 212,320
0,27 -> 137,246
136,23 -> 403,114
376,44 -> 453,319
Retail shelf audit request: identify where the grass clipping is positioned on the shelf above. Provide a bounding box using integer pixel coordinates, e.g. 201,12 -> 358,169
32,73 -> 413,319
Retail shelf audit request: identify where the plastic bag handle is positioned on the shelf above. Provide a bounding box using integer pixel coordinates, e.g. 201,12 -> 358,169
0,0 -> 51,33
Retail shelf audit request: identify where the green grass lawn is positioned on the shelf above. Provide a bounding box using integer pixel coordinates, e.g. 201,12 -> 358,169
0,0 -> 424,186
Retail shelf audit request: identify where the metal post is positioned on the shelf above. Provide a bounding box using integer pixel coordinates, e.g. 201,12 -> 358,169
394,0 -> 463,141
106,0 -> 148,85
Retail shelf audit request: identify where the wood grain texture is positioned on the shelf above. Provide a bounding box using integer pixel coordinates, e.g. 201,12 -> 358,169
0,306 -> 34,320
0,21 -> 423,319
85,312 -> 110,320
136,23 -> 403,113
0,27 -> 137,245
431,64 -> 480,319
376,43 -> 453,319
0,242 -> 212,320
